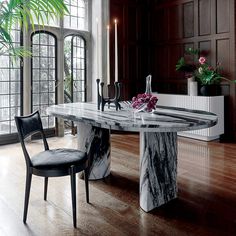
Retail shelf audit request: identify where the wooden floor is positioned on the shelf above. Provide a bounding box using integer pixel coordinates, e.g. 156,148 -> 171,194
0,134 -> 236,236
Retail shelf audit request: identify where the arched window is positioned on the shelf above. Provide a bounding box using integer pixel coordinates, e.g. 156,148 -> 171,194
64,0 -> 87,30
31,31 -> 57,129
0,24 -> 22,142
64,35 -> 86,103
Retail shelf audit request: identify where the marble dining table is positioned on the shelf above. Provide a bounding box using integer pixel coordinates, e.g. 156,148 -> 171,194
47,102 -> 217,212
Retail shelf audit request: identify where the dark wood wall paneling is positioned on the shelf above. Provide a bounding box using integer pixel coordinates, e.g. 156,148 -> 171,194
110,0 -> 236,140
110,0 -> 149,100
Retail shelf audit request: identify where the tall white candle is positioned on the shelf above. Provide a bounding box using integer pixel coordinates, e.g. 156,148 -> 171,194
107,25 -> 110,85
96,18 -> 100,80
114,19 -> 118,82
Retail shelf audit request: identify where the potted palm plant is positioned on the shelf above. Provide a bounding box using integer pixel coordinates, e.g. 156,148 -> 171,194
0,0 -> 68,57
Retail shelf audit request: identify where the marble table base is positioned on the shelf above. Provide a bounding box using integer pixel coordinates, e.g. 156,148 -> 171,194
76,122 -> 111,180
140,132 -> 178,212
76,122 -> 177,211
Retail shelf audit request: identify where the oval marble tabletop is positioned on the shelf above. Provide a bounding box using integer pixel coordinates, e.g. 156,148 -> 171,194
47,102 -> 217,132
47,102 -> 218,213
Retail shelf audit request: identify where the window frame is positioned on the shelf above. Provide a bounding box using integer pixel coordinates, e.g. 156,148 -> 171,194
30,30 -> 58,135
64,34 -> 87,103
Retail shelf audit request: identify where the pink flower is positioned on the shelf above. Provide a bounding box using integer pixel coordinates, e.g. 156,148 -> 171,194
199,57 -> 206,64
131,93 -> 158,112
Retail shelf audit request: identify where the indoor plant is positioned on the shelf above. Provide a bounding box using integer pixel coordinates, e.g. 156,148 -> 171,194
176,48 -> 235,95
0,0 -> 68,57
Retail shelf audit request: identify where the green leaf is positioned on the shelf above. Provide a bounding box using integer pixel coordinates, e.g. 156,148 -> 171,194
176,57 -> 185,71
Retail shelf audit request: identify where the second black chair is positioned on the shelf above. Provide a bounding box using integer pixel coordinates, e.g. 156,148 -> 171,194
15,110 -> 89,228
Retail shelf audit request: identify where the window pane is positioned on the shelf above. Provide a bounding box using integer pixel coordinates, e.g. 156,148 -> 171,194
64,15 -> 70,28
49,81 -> 55,92
32,44 -> 39,56
40,34 -> 48,44
33,57 -> 40,68
0,56 -> 9,68
10,95 -> 20,107
33,93 -> 39,105
40,58 -> 49,68
10,107 -> 20,120
41,83 -> 49,93
40,46 -> 48,57
32,81 -> 40,93
49,58 -> 55,68
40,70 -> 49,80
32,69 -> 40,81
33,34 -> 40,44
41,93 -> 49,103
0,69 -> 9,81
49,70 -> 55,80
11,69 -> 20,81
0,95 -> 9,108
11,82 -> 20,94
0,82 -> 9,94
48,46 -> 55,57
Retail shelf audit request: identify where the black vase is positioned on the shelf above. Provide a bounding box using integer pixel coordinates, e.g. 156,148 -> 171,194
200,85 -> 221,96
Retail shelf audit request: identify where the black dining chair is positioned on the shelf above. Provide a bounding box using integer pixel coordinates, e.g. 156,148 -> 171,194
15,111 -> 89,228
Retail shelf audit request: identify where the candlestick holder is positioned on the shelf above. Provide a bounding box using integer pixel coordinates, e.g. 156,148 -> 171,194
96,79 -> 121,111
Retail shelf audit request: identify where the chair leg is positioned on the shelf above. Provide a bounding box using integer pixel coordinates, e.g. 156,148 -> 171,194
23,172 -> 32,223
84,168 -> 89,203
44,177 -> 48,201
70,166 -> 77,228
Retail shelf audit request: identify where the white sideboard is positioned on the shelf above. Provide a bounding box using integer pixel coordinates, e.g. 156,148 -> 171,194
153,93 -> 224,141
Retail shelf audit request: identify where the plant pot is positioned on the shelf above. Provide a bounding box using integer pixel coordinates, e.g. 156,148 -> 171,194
200,85 -> 221,96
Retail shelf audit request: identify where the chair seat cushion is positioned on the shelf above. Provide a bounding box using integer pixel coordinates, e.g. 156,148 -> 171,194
31,148 -> 87,169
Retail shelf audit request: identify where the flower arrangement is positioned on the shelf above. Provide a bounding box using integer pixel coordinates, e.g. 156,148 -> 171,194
176,48 -> 235,85
194,57 -> 223,85
131,93 -> 158,112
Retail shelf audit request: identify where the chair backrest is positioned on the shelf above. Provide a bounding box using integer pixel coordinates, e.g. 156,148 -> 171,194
15,111 -> 49,167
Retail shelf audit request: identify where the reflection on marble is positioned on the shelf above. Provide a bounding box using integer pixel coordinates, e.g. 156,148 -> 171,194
76,122 -> 110,180
140,132 -> 177,212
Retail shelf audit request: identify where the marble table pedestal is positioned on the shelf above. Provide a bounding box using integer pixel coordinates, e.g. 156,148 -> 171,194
77,121 -> 177,212
76,122 -> 111,180
140,132 -> 177,212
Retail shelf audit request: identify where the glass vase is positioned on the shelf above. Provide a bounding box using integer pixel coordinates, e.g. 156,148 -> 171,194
145,75 -> 152,94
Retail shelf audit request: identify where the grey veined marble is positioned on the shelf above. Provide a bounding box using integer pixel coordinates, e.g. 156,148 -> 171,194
140,132 -> 177,212
47,102 -> 217,133
47,102 -> 217,212
76,122 -> 110,180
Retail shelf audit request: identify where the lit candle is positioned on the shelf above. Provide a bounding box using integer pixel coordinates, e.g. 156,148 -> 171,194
114,19 -> 118,82
107,25 -> 110,85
